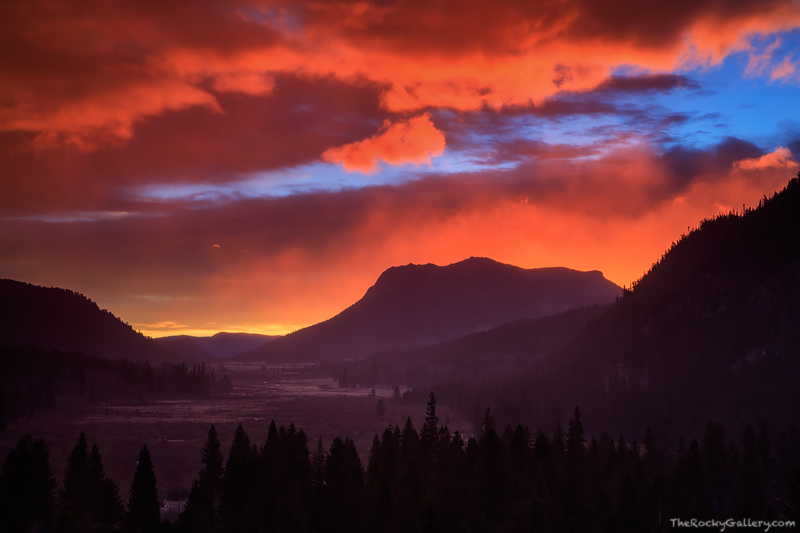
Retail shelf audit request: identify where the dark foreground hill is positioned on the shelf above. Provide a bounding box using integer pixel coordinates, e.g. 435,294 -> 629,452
0,280 -> 188,363
241,258 -> 621,362
155,332 -> 278,359
558,175 -> 800,435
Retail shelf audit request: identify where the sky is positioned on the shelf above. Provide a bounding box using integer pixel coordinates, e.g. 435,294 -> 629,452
2,0 -> 800,338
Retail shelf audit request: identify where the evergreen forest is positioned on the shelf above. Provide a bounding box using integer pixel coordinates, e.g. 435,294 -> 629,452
2,393 -> 799,532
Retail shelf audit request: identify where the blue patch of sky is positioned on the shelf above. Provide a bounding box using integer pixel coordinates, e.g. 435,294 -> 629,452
638,29 -> 800,152
436,29 -> 800,170
131,160 -> 442,203
435,29 -> 800,173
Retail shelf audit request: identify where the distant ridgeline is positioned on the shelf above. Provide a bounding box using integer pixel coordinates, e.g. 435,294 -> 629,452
2,397 -> 799,531
0,344 -> 233,428
327,175 -> 800,440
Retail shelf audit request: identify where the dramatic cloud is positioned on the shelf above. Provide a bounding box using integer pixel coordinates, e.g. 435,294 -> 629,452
323,113 -> 446,173
2,0 -> 799,335
3,0 -> 799,152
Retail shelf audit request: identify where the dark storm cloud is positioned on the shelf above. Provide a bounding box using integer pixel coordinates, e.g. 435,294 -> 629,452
663,137 -> 764,185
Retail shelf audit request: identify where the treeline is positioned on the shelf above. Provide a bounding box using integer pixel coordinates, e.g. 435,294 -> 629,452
0,431 -> 147,532
0,344 -> 233,429
3,394 -> 800,532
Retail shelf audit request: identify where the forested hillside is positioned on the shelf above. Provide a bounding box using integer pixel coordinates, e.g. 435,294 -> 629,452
0,280 -> 186,363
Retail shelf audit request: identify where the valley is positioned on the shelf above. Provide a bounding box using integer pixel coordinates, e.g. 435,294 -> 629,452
0,364 -> 471,504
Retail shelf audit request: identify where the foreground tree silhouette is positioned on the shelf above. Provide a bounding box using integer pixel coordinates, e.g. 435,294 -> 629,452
218,423 -> 258,531
88,443 -> 124,531
322,436 -> 363,532
180,424 -> 224,531
56,433 -> 124,531
0,435 -> 56,531
59,432 -> 91,530
127,444 -> 160,532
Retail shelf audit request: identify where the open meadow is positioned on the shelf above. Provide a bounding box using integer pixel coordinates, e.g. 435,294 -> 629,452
0,362 -> 472,516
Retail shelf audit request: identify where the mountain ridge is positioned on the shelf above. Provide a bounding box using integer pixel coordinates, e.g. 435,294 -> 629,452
240,257 -> 621,363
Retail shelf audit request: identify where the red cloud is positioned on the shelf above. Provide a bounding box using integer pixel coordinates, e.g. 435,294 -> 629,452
3,0 -> 799,152
322,113 -> 446,172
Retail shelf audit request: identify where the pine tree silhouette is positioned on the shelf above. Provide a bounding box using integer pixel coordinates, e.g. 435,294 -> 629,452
88,443 -> 124,530
420,391 -> 439,451
0,435 -> 56,532
59,432 -> 91,529
127,444 -> 160,532
180,424 -> 224,531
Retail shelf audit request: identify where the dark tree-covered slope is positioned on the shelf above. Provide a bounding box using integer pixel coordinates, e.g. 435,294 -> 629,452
241,257 -> 621,362
561,175 -> 800,434
0,280 -> 189,363
436,175 -> 800,438
379,304 -> 611,366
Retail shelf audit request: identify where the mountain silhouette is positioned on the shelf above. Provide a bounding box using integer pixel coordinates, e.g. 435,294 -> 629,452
155,332 -> 278,359
0,280 -> 189,363
241,257 -> 621,362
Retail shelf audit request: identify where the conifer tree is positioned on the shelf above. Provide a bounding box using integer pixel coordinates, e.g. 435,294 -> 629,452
200,424 -> 224,492
0,435 -> 56,532
323,437 -> 363,532
312,437 -> 326,491
88,443 -> 124,530
219,423 -> 258,531
566,407 -> 585,458
401,417 -> 421,464
127,444 -> 160,533
58,434 -> 123,530
60,432 -> 91,529
420,391 -> 439,451
180,424 -> 224,531
477,407 -> 503,523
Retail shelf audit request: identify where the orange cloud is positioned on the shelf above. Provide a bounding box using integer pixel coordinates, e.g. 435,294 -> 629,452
322,113 -> 446,172
734,147 -> 799,171
134,320 -> 188,330
3,1 -> 799,152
